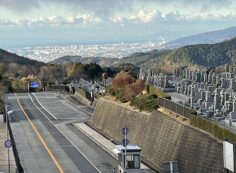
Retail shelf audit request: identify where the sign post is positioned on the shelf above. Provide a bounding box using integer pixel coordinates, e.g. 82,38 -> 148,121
122,127 -> 129,172
28,81 -> 40,92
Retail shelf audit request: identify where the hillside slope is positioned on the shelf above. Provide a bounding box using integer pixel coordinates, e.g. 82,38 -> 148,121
0,49 -> 45,67
119,49 -> 171,67
142,37 -> 236,69
49,55 -> 118,67
162,26 -> 236,49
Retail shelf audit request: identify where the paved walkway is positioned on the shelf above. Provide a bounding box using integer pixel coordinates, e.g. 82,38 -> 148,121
0,115 -> 16,173
73,123 -> 155,172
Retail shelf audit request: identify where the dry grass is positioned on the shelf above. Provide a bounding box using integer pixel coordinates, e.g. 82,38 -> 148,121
158,107 -> 190,125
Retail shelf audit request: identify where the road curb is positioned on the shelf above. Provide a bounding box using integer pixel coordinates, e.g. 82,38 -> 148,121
73,123 -> 118,159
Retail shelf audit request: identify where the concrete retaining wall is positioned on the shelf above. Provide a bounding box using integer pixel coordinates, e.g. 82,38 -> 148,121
91,98 -> 224,173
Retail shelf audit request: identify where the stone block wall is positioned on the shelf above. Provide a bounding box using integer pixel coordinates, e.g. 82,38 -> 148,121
91,98 -> 224,173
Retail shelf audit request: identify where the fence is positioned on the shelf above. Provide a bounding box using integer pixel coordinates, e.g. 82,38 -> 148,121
158,97 -> 194,118
158,95 -> 236,142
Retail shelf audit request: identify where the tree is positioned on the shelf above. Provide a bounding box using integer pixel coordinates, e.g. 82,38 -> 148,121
110,71 -> 145,102
112,71 -> 134,90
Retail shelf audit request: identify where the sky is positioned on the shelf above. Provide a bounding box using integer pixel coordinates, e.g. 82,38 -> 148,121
0,0 -> 236,48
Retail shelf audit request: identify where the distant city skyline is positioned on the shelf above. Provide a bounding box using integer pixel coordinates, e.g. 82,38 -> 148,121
1,0 -> 236,48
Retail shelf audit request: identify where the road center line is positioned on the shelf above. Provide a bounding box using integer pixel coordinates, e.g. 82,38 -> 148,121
14,93 -> 65,173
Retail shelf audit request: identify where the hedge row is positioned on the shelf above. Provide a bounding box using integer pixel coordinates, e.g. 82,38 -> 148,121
146,85 -> 171,99
190,114 -> 236,142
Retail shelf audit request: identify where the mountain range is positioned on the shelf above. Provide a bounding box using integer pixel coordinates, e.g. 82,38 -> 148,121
162,26 -> 236,49
141,37 -> 236,69
2,26 -> 236,72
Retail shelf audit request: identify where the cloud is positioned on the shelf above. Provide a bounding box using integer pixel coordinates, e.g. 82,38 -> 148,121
0,0 -> 40,12
129,10 -> 162,23
1,11 -> 235,27
0,15 -> 103,27
0,19 -> 15,26
0,0 -> 234,14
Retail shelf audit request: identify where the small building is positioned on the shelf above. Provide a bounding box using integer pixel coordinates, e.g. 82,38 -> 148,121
113,144 -> 141,173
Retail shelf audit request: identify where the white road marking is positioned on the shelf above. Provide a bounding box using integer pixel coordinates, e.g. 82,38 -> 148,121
28,93 -> 101,173
32,93 -> 57,120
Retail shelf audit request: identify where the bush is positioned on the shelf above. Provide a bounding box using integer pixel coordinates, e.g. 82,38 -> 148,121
11,79 -> 29,91
116,88 -> 125,102
130,94 -> 159,112
107,86 -> 116,96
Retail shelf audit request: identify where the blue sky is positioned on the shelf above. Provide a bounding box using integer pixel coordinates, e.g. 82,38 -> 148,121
0,0 -> 236,48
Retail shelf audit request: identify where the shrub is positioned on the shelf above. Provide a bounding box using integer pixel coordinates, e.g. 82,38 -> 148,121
130,94 -> 159,112
116,88 -> 125,102
107,86 -> 116,96
147,85 -> 170,98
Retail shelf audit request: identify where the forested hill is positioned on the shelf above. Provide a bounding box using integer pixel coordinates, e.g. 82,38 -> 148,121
49,49 -> 172,68
49,55 -> 118,67
142,37 -> 236,69
0,49 -> 46,67
120,49 -> 171,67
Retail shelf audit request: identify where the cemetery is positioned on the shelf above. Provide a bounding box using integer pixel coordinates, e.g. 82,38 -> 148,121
139,65 -> 236,129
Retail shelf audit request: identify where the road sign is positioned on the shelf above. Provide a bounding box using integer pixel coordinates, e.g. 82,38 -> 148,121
122,127 -> 129,135
122,139 -> 129,147
223,141 -> 234,172
4,139 -> 12,148
30,82 -> 40,88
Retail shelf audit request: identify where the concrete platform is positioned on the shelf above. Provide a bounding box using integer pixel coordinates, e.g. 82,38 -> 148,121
73,123 -> 156,173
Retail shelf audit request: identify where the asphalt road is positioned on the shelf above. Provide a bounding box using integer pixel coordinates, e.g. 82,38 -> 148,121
5,92 -> 117,173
